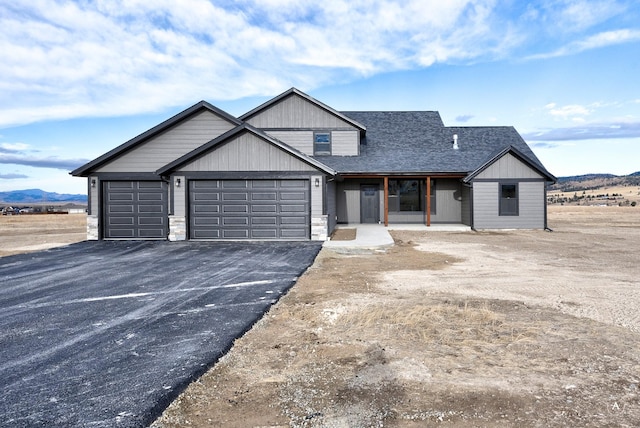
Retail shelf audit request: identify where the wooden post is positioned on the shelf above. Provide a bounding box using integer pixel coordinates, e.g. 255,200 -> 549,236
426,176 -> 431,227
383,176 -> 389,227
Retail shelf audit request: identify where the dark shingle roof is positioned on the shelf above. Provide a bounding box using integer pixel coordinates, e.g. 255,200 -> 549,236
314,111 -> 549,177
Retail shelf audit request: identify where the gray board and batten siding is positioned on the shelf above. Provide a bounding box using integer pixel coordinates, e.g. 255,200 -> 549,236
95,110 -> 237,173
336,179 -> 383,224
242,91 -> 363,130
176,133 -> 320,173
471,153 -> 547,229
473,181 -> 545,229
266,130 -> 360,156
430,179 -> 462,223
242,91 -> 363,157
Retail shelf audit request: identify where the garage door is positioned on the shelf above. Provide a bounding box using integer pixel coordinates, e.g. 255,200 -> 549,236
190,180 -> 309,240
103,181 -> 167,239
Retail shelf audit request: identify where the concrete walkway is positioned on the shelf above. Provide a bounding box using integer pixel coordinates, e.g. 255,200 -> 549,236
323,224 -> 471,253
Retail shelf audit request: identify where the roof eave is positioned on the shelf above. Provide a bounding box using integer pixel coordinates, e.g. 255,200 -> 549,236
71,101 -> 241,177
239,88 -> 367,133
463,145 -> 557,183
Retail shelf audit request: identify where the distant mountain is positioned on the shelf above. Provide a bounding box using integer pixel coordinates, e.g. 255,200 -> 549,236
550,173 -> 640,192
0,189 -> 87,204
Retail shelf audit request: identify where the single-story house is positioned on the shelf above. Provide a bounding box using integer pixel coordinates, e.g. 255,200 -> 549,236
72,88 -> 556,241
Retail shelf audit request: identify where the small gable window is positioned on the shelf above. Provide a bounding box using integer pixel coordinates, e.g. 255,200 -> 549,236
499,183 -> 518,216
314,132 -> 331,155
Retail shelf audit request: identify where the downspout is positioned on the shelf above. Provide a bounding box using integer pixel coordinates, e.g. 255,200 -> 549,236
383,176 -> 389,227
426,176 -> 431,227
544,182 -> 553,232
462,181 -> 476,231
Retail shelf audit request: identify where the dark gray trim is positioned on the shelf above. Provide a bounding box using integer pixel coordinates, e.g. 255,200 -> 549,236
177,171 -> 325,180
337,172 -> 467,178
91,172 -> 163,181
87,179 -> 93,216
498,181 -> 519,216
469,185 -> 475,229
464,145 -> 556,184
313,131 -> 332,156
259,127 -> 356,132
71,102 -> 241,177
156,123 -> 336,176
470,177 -> 547,183
544,184 -> 549,229
239,88 -> 367,132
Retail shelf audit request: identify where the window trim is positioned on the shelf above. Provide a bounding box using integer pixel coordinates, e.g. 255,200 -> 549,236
388,179 -> 425,213
499,182 -> 519,216
313,131 -> 332,155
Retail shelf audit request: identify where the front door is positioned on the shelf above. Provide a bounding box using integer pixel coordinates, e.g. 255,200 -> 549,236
360,185 -> 380,223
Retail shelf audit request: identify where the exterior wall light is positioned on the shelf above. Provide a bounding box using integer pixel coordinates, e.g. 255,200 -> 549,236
175,178 -> 181,187
91,179 -> 96,188
315,178 -> 320,187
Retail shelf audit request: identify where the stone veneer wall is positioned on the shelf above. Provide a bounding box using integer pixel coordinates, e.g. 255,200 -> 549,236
87,215 -> 99,240
311,215 -> 328,241
168,216 -> 186,241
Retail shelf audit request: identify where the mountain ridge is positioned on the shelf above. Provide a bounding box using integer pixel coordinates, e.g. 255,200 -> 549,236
549,172 -> 640,192
0,189 -> 87,204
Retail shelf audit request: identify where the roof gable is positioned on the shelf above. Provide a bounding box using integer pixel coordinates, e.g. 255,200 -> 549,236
239,88 -> 366,132
157,124 -> 336,176
464,145 -> 556,183
71,101 -> 241,176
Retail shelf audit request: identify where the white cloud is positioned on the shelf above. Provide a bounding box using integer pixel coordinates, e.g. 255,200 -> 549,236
558,0 -> 626,31
1,143 -> 30,152
526,28 -> 640,59
0,1 -> 638,128
546,103 -> 592,118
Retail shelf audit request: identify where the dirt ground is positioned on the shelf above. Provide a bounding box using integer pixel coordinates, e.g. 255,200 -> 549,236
2,208 -> 639,427
152,206 -> 640,428
0,213 -> 86,257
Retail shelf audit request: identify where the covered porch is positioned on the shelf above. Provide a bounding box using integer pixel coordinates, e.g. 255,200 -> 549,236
335,174 -> 470,227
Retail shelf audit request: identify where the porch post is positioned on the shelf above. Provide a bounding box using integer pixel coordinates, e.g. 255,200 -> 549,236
426,176 -> 431,227
383,176 -> 389,227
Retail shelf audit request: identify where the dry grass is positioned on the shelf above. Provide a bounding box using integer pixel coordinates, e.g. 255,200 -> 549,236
337,299 -> 503,345
0,214 -> 86,257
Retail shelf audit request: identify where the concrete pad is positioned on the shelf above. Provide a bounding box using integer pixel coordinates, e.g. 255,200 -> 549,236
324,224 -> 472,253
324,225 -> 394,253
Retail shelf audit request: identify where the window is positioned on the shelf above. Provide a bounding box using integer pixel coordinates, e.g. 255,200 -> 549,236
499,183 -> 518,216
388,179 -> 424,212
314,132 -> 331,155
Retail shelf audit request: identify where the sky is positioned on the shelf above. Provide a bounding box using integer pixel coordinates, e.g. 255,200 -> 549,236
1,0 -> 639,195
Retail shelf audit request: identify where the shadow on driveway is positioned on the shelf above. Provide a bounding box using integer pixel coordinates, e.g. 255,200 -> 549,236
0,240 -> 322,427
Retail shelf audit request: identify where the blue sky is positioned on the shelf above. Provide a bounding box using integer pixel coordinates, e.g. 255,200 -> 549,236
1,0 -> 639,194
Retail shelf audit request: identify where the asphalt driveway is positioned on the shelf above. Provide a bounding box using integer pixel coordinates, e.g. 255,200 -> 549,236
0,240 -> 322,427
